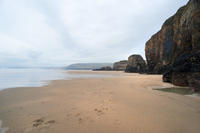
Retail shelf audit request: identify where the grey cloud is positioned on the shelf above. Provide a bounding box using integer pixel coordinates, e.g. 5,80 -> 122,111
0,0 -> 188,67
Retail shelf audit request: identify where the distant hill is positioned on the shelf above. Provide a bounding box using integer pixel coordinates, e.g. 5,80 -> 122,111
65,63 -> 113,70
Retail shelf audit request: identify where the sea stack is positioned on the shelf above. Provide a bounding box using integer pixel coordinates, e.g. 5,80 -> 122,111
113,60 -> 128,71
93,66 -> 112,71
125,55 -> 146,73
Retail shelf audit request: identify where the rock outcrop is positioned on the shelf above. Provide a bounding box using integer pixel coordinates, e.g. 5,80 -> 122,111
145,0 -> 200,90
163,51 -> 200,91
113,60 -> 128,71
145,0 -> 200,74
93,66 -> 112,71
125,55 -> 146,73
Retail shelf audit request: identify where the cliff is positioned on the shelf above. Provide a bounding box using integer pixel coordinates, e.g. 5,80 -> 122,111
145,0 -> 200,73
145,0 -> 200,90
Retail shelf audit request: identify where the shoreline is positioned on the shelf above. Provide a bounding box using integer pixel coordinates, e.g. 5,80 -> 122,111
0,71 -> 200,133
0,70 -> 123,93
0,120 -> 8,133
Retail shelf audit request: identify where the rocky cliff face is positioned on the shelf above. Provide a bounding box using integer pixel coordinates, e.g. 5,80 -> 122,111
113,60 -> 128,71
125,55 -> 146,73
145,0 -> 200,74
163,51 -> 200,90
145,0 -> 200,90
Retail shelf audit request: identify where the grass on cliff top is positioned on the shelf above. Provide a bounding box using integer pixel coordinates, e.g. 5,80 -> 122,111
154,87 -> 195,95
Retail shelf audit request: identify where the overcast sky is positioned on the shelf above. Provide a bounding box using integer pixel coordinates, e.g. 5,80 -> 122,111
0,0 -> 188,67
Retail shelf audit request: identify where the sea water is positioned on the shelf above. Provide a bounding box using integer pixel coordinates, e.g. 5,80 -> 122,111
0,68 -> 69,91
0,68 -> 113,91
0,120 -> 8,133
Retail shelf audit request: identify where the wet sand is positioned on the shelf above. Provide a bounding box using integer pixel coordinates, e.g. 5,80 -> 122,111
0,71 -> 200,133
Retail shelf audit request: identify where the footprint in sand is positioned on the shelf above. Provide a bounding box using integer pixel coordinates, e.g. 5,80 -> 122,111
32,118 -> 56,128
78,117 -> 83,124
94,108 -> 104,116
74,113 -> 94,124
74,113 -> 84,124
33,118 -> 44,127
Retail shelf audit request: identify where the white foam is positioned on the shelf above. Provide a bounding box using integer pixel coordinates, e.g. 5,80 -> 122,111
0,120 -> 8,133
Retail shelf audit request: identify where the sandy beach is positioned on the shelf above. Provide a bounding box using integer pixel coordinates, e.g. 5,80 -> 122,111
0,71 -> 200,133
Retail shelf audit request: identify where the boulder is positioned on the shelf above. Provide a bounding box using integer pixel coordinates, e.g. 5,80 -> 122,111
113,60 -> 128,71
125,55 -> 146,73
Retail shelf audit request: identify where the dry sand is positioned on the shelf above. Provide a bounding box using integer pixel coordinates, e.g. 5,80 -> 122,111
0,71 -> 200,133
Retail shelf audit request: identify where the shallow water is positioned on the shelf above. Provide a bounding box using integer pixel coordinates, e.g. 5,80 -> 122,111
0,120 -> 8,133
0,68 -> 113,91
0,68 -> 69,91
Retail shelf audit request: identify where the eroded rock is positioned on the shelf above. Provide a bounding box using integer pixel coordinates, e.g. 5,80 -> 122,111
145,0 -> 200,74
93,66 -> 112,71
145,0 -> 200,90
163,51 -> 200,91
125,55 -> 146,73
113,60 -> 128,71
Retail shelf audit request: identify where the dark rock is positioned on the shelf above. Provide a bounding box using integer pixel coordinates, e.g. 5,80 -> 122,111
145,0 -> 200,74
188,73 -> 200,92
171,72 -> 189,86
93,66 -> 112,71
162,67 -> 173,83
113,60 -> 128,71
125,55 -> 146,73
145,0 -> 200,90
163,51 -> 200,91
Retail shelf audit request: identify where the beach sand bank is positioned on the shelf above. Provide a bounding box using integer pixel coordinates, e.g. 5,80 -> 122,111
0,71 -> 200,133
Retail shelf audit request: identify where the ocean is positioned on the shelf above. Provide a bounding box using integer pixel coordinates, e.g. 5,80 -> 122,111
0,68 -> 112,91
